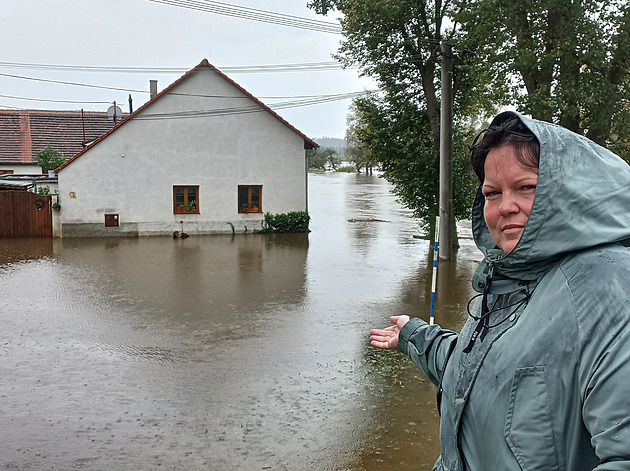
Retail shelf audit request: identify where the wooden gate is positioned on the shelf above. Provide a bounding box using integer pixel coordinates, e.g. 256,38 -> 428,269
0,191 -> 52,238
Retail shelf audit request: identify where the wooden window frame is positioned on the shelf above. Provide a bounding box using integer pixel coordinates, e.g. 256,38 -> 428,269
173,185 -> 199,214
238,185 -> 262,213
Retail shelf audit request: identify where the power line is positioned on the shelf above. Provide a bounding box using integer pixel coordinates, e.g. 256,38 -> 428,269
0,57 -> 377,114
0,93 -> 110,105
0,60 -> 359,102
0,104 -> 25,110
223,62 -> 350,73
134,90 -> 376,120
0,71 -> 373,102
0,89 -> 378,116
0,72 -> 149,94
149,0 -> 444,57
148,0 -> 342,34
0,60 -> 352,74
0,62 -> 187,74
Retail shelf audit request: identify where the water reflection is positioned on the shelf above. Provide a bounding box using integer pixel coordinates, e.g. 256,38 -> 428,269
0,171 -> 480,470
54,233 -> 309,321
0,237 -> 53,265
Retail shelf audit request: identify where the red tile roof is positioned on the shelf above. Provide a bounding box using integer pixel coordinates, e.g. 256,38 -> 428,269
57,59 -> 318,172
0,110 -> 120,165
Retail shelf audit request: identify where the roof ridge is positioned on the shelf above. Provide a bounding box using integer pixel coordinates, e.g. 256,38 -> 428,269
0,109 -> 112,116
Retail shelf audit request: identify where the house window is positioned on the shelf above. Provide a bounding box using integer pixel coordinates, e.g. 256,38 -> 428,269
174,186 -> 199,214
238,185 -> 262,213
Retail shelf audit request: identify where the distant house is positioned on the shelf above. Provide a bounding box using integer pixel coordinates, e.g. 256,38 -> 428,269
55,59 -> 317,238
0,110 -> 119,175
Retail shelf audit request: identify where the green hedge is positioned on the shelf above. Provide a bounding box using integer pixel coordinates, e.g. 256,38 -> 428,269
259,211 -> 310,233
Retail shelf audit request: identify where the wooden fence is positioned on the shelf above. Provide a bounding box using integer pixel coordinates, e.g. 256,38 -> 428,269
0,191 -> 52,238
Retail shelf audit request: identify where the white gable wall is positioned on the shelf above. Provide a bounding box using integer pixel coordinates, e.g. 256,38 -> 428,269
0,163 -> 42,174
56,67 -> 308,237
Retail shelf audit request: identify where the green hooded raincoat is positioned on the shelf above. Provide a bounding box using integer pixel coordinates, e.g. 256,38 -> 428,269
398,112 -> 630,470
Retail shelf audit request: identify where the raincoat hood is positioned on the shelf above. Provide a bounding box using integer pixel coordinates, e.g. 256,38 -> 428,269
472,111 -> 630,286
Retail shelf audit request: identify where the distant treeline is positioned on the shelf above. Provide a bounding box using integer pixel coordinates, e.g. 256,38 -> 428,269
313,137 -> 346,153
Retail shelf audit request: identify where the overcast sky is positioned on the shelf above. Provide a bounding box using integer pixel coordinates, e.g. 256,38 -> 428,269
0,0 -> 377,138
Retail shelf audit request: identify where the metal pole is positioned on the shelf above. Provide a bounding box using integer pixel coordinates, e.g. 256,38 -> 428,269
439,41 -> 454,260
305,151 -> 309,213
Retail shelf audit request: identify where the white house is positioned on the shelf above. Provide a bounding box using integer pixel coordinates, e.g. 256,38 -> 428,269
55,59 -> 317,238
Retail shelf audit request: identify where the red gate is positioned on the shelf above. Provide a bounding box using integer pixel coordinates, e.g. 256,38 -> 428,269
0,191 -> 52,238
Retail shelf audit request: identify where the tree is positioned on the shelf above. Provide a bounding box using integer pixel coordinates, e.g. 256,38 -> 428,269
36,145 -> 66,170
351,93 -> 477,227
457,0 -> 630,161
307,146 -> 342,170
345,102 -> 377,173
309,0 -> 630,235
308,0 -> 496,230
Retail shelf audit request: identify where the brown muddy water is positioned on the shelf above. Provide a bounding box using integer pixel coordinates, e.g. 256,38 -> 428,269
0,172 -> 481,470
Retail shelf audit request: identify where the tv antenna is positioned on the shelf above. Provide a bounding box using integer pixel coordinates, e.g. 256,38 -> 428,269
107,101 -> 124,123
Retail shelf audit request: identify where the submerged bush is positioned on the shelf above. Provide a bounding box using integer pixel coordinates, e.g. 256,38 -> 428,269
259,211 -> 310,233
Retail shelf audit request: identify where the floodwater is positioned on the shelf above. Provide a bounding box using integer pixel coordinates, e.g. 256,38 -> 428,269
0,172 -> 481,470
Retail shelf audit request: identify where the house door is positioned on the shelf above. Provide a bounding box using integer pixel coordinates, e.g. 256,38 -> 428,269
0,191 -> 52,238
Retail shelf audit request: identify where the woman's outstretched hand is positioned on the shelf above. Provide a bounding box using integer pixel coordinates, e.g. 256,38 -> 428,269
369,315 -> 410,349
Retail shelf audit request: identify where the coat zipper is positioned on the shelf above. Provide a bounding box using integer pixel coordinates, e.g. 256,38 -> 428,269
462,263 -> 494,353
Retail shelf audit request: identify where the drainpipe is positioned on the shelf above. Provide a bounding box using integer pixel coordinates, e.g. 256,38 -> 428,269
305,150 -> 309,213
149,80 -> 158,100
128,94 -> 133,114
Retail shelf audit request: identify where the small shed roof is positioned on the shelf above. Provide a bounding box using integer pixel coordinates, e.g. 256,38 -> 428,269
0,179 -> 33,189
0,174 -> 55,190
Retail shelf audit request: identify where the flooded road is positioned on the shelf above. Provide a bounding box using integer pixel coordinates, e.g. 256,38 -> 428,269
0,172 -> 481,470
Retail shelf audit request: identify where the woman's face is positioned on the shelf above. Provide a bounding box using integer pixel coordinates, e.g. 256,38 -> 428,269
483,144 -> 538,253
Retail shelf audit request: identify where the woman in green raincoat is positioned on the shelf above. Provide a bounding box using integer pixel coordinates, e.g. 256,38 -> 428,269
370,111 -> 630,470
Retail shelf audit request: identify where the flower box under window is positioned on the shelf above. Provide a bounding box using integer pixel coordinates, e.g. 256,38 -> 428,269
174,186 -> 199,214
238,185 -> 262,213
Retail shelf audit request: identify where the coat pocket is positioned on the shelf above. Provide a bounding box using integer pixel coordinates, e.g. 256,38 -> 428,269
505,366 -> 561,471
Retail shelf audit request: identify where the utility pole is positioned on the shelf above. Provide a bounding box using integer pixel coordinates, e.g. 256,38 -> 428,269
439,40 -> 454,260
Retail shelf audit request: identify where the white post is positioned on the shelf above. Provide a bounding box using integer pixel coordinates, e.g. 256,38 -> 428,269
430,216 -> 440,325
